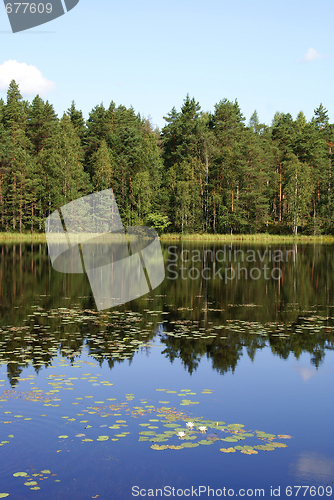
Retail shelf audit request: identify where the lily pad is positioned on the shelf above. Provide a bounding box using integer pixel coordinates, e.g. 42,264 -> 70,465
270,442 -> 288,448
253,444 -> 275,451
256,432 -> 276,439
151,444 -> 168,450
227,424 -> 244,430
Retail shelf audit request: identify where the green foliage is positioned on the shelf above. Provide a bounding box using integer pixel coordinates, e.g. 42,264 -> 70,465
0,82 -> 333,235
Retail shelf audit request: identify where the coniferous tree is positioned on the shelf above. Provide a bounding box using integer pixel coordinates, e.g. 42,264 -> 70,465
2,80 -> 36,232
92,139 -> 114,191
209,98 -> 246,233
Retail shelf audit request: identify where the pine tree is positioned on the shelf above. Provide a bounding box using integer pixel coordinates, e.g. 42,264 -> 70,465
57,114 -> 91,206
67,100 -> 86,149
92,139 -> 114,191
2,80 -> 36,232
161,95 -> 207,232
209,98 -> 246,233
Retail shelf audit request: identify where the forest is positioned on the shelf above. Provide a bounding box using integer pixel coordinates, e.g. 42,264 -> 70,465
0,79 -> 333,235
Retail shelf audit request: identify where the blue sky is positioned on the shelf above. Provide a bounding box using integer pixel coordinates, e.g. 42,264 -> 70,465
0,0 -> 333,130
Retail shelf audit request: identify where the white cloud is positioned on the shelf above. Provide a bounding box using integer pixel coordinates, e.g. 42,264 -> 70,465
299,47 -> 326,63
0,60 -> 55,95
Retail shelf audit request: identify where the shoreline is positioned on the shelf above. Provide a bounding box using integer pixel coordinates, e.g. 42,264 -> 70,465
1,232 -> 334,244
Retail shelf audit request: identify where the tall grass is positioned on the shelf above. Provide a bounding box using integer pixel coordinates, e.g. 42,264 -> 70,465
160,233 -> 334,243
2,232 -> 334,244
0,233 -> 47,243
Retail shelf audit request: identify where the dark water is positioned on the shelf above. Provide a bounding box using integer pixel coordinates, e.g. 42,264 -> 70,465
0,242 -> 334,499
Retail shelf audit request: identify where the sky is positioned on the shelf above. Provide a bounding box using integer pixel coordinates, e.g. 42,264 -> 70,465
0,0 -> 333,130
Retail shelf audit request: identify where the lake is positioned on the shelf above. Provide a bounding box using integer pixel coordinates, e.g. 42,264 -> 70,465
0,241 -> 334,499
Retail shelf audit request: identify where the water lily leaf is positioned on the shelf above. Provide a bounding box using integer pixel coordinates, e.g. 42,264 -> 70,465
151,444 -> 169,450
41,470 -> 51,474
220,447 -> 236,453
181,442 -> 199,448
254,444 -> 275,451
82,439 -> 94,442
221,437 -> 239,442
270,442 -> 288,448
58,435 -> 68,439
97,436 -> 109,441
24,481 -> 38,486
256,432 -> 276,439
13,472 -> 28,477
278,435 -> 291,439
30,487 -> 40,490
198,440 -> 214,445
0,494 -> 9,498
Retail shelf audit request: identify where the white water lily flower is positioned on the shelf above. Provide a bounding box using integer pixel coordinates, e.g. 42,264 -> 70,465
198,426 -> 207,433
186,422 -> 194,429
177,431 -> 186,438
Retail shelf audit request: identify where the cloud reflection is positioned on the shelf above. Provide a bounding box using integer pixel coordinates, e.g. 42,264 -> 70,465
294,366 -> 317,381
290,452 -> 334,483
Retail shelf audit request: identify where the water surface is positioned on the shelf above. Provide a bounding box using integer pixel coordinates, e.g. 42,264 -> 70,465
0,242 -> 333,499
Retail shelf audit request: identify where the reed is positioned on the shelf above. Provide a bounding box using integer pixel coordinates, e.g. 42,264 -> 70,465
0,233 -> 47,243
160,233 -> 334,243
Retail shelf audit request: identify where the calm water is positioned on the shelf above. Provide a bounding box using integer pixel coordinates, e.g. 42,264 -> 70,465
0,242 -> 334,499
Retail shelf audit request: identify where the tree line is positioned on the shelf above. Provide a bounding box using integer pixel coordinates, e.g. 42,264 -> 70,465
1,79 -> 333,235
